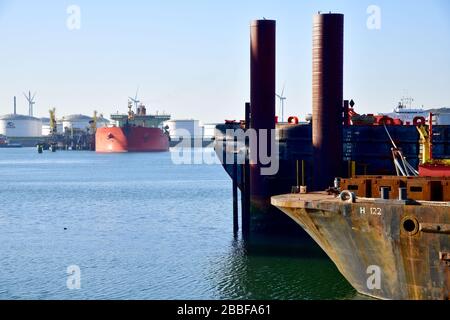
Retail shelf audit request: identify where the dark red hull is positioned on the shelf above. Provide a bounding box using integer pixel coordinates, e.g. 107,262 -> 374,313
419,164 -> 450,177
96,127 -> 169,153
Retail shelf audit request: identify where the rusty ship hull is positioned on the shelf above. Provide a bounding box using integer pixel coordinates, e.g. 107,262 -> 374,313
271,192 -> 449,300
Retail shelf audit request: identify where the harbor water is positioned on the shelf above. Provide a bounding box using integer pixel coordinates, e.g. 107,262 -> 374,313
0,148 -> 356,300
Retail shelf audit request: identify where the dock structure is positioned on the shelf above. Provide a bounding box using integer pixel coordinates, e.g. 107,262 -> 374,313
216,14 -> 344,234
40,131 -> 95,151
214,12 -> 449,236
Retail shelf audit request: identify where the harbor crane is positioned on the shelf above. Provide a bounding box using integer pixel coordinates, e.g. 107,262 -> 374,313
49,108 -> 57,136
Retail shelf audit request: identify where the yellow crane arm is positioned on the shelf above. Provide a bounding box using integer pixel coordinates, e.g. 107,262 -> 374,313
416,125 -> 431,165
49,108 -> 57,135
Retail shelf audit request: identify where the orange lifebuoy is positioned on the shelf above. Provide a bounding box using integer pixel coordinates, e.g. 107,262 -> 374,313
377,116 -> 394,126
413,116 -> 426,126
288,116 -> 299,125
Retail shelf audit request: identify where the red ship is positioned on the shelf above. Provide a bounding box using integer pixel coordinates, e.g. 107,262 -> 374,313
96,102 -> 170,153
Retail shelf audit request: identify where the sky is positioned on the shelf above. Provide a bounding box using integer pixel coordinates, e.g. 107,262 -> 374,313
0,0 -> 449,123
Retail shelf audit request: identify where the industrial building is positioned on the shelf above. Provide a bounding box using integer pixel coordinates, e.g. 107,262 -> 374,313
41,117 -> 64,136
164,120 -> 218,148
0,114 -> 42,138
164,120 -> 219,141
61,114 -> 95,133
60,114 -> 110,134
41,115 -> 110,137
164,119 -> 203,140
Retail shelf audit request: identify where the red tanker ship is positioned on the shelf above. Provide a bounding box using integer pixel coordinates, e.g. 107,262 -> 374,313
96,102 -> 170,153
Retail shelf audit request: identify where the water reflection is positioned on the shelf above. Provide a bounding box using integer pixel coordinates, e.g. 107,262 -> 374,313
210,234 -> 357,300
0,149 -> 361,300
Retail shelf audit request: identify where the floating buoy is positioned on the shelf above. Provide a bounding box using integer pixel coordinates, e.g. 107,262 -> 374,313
377,116 -> 394,126
37,144 -> 43,154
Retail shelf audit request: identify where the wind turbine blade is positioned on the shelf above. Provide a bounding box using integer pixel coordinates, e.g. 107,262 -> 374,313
281,83 -> 286,97
32,92 -> 36,101
135,86 -> 140,101
23,93 -> 29,100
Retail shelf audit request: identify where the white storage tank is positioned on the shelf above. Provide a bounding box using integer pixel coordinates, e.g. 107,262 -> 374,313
0,114 -> 43,137
41,117 -> 64,136
61,114 -> 93,132
164,120 -> 203,139
41,117 -> 51,136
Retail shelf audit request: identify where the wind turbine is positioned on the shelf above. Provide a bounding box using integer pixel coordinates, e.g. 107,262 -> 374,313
129,87 -> 141,111
276,84 -> 287,123
24,91 -> 36,117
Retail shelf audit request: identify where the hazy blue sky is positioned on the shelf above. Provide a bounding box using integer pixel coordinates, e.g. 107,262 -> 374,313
0,0 -> 449,122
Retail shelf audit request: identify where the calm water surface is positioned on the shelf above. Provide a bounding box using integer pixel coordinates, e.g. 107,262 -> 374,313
0,148 -> 356,300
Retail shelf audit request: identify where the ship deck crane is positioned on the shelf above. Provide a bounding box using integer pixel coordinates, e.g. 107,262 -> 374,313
417,113 -> 450,167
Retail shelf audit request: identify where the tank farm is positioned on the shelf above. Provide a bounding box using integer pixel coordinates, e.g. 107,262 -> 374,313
214,13 -> 450,237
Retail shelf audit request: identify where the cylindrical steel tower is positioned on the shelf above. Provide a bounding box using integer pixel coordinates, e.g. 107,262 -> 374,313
249,19 -> 276,230
312,13 -> 344,190
250,19 -> 276,132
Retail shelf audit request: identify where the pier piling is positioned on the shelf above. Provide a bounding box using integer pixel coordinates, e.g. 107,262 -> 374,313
312,13 -> 344,190
242,136 -> 251,237
241,105 -> 251,237
249,19 -> 276,229
233,137 -> 239,235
